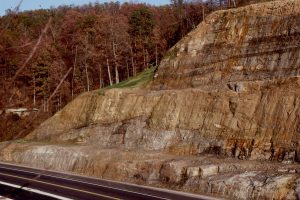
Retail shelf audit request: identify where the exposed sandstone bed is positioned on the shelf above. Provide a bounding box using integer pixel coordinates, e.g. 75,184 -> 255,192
26,0 -> 300,162
2,142 -> 300,199
26,85 -> 300,162
1,0 -> 300,199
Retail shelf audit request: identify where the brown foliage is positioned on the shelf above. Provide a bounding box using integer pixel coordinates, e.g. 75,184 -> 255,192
0,0 -> 236,141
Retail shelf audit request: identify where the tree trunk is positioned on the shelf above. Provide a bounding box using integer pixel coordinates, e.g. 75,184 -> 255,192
85,63 -> 90,92
33,75 -> 36,107
115,65 -> 119,84
99,64 -> 103,88
126,60 -> 129,79
201,0 -> 205,20
85,36 -> 90,92
112,40 -> 119,84
155,44 -> 158,67
143,47 -> 146,69
84,61 -> 90,92
43,97 -> 46,112
46,98 -> 48,112
130,46 -> 136,76
107,58 -> 113,86
71,46 -> 77,100
232,0 -> 236,7
146,49 -> 149,69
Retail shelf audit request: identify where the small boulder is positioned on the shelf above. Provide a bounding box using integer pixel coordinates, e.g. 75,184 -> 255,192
199,165 -> 219,178
187,167 -> 200,177
160,160 -> 188,184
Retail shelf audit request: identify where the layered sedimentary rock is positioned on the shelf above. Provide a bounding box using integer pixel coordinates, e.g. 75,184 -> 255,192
27,0 -> 300,161
1,0 -> 300,199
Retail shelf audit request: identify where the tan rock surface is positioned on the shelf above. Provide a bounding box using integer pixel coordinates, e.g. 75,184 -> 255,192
1,0 -> 300,199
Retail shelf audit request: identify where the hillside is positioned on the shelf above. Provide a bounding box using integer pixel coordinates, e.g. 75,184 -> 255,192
0,1 -> 213,141
1,0 -> 300,199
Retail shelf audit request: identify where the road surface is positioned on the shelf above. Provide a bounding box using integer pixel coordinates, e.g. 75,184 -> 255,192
0,162 -> 220,200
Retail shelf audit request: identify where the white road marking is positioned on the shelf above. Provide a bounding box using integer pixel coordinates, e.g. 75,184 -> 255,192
0,173 -> 119,200
0,181 -> 72,200
0,165 -> 170,200
0,196 -> 12,200
0,162 -> 222,200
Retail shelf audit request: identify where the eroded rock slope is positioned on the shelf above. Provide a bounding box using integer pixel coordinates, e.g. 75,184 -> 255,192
1,0 -> 300,199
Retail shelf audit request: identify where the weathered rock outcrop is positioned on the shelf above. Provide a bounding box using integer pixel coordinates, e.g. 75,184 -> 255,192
27,0 -> 300,162
1,0 -> 300,199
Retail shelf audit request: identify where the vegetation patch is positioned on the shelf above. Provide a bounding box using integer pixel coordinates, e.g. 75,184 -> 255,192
97,66 -> 157,95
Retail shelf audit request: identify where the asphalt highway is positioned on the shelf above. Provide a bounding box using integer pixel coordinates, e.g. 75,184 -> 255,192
0,162 -> 220,200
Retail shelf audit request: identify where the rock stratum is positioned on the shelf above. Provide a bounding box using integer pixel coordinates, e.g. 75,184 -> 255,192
1,0 -> 300,199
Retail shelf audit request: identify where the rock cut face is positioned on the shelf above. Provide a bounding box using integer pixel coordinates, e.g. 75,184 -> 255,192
22,0 -> 300,162
1,1 -> 300,199
153,0 -> 300,91
150,0 -> 300,161
22,0 -> 300,161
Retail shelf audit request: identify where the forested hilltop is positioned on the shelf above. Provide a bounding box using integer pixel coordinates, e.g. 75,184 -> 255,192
0,0 -> 269,140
